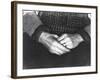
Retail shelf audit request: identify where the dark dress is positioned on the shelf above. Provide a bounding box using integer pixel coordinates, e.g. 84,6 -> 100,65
23,11 -> 90,69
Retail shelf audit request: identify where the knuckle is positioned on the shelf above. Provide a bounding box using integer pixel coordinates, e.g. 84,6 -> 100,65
64,34 -> 68,37
67,43 -> 73,49
67,38 -> 72,42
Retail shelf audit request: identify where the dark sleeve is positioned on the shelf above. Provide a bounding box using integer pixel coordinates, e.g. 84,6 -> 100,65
32,25 -> 48,41
77,15 -> 91,44
78,29 -> 90,44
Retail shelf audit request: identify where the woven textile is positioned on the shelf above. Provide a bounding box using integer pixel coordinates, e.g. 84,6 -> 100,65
38,11 -> 90,35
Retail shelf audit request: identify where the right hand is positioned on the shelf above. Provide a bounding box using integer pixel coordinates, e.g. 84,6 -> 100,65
58,33 -> 84,49
39,32 -> 70,55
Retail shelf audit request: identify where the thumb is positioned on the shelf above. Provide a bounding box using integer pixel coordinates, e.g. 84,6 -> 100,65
51,34 -> 59,38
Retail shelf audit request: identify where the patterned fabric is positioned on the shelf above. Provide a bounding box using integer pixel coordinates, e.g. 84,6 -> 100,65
38,11 -> 90,35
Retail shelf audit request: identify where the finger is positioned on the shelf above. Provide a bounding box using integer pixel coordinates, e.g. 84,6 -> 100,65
54,46 -> 66,55
63,41 -> 73,49
60,37 -> 71,44
53,41 -> 70,52
53,35 -> 59,38
50,49 -> 61,55
51,34 -> 59,38
50,46 -> 63,55
58,34 -> 68,41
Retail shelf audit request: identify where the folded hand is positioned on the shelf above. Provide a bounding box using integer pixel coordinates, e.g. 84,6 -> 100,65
39,32 -> 70,55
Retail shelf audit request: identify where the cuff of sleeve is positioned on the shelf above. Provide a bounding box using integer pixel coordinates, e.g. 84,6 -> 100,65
78,30 -> 90,44
32,25 -> 47,42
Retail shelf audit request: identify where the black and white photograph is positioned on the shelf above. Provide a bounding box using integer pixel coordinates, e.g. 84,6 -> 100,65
23,10 -> 91,69
11,1 -> 97,78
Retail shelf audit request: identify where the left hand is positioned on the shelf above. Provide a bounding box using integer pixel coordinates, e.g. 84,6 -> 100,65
57,33 -> 84,49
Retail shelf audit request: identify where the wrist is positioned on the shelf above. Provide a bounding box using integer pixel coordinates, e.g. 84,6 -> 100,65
77,34 -> 84,43
32,24 -> 48,42
39,32 -> 49,43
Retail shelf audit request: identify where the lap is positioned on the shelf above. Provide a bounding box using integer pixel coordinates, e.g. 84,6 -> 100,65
23,33 -> 90,69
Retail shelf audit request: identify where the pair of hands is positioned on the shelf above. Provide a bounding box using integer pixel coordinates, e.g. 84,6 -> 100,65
39,32 -> 83,56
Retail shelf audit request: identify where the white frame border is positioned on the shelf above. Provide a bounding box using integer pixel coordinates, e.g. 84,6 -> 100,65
16,3 -> 97,77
